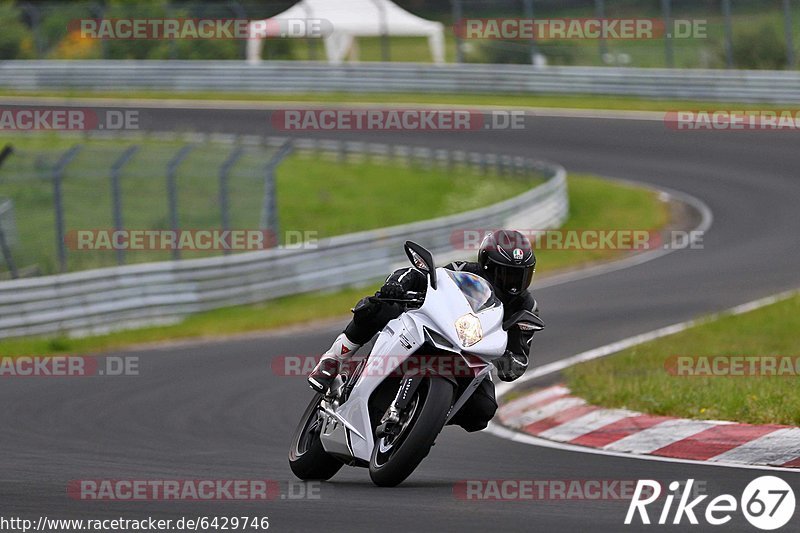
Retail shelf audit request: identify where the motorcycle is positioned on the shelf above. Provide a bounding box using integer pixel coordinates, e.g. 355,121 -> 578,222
288,241 -> 544,486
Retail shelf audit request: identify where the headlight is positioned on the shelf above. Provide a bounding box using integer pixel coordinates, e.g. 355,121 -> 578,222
454,313 -> 482,347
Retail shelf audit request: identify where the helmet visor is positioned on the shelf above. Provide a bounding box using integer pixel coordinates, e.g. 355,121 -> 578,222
491,262 -> 535,295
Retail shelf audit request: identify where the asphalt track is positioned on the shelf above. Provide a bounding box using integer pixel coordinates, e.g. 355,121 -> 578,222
1,104 -> 799,532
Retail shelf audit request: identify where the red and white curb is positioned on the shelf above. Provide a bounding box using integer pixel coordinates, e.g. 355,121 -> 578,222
498,384 -> 800,469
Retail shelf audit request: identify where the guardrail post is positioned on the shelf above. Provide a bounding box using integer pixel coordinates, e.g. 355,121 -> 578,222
166,145 -> 193,261
784,0 -> 795,68
90,2 -> 108,59
409,147 -> 420,168
661,0 -> 674,68
452,0 -> 464,63
594,0 -> 608,62
392,144 -> 404,163
219,144 -> 244,255
513,156 -> 524,177
522,0 -> 538,64
166,4 -> 178,59
0,155 -> 18,278
53,145 -> 81,274
0,220 -> 17,279
722,0 -> 734,68
373,0 -> 391,61
110,145 -> 139,266
261,140 -> 293,246
228,1 -> 249,60
20,3 -> 44,59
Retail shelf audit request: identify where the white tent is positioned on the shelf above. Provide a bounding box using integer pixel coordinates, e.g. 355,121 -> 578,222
246,0 -> 445,64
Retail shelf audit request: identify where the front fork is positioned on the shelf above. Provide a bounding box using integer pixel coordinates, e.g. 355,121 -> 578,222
376,373 -> 423,437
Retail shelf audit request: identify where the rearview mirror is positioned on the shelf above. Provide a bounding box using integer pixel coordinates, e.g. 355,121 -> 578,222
404,241 -> 437,290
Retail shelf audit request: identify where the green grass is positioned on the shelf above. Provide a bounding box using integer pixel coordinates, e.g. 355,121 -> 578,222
0,133 -> 532,274
535,175 -> 668,272
564,294 -> 800,426
0,172 -> 669,356
277,151 -> 533,239
3,89 -> 800,113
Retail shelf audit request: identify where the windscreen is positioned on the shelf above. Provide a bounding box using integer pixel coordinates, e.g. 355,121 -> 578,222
446,271 -> 498,313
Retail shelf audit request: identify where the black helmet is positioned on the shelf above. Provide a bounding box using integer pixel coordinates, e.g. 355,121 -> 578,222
478,230 -> 536,298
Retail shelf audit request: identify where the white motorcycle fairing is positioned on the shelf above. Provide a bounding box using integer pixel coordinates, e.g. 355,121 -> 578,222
319,267 -> 508,463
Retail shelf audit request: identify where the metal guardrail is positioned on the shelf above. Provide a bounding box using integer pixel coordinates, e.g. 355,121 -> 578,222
2,61 -> 800,102
0,140 -> 568,339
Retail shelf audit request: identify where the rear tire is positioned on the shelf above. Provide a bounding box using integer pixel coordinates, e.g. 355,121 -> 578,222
369,378 -> 455,487
288,394 -> 343,481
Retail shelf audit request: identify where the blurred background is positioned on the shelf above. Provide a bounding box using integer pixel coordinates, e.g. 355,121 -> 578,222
0,0 -> 797,69
0,0 -> 797,361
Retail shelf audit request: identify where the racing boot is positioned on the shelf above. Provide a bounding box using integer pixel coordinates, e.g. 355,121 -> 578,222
307,333 -> 361,394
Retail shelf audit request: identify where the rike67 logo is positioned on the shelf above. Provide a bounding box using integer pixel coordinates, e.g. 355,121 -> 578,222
625,477 -> 795,530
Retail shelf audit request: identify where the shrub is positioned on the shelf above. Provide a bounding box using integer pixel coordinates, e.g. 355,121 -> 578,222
0,2 -> 34,59
728,23 -> 788,70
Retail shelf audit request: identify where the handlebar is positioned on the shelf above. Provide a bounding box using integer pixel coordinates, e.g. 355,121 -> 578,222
373,291 -> 425,306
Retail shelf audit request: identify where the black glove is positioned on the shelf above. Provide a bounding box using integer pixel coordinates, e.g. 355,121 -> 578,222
378,281 -> 406,300
496,351 -> 528,382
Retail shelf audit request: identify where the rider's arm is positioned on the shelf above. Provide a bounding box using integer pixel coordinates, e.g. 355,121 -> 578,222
381,267 -> 427,294
496,291 -> 541,381
505,291 -> 539,357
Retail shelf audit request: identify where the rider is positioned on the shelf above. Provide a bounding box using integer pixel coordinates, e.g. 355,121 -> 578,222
307,229 -> 541,432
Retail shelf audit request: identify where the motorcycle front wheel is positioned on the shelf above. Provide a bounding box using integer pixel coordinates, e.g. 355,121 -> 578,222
288,393 -> 344,481
369,377 -> 455,487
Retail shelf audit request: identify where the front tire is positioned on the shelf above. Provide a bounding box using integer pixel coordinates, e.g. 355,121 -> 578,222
288,394 -> 343,481
369,378 -> 455,487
